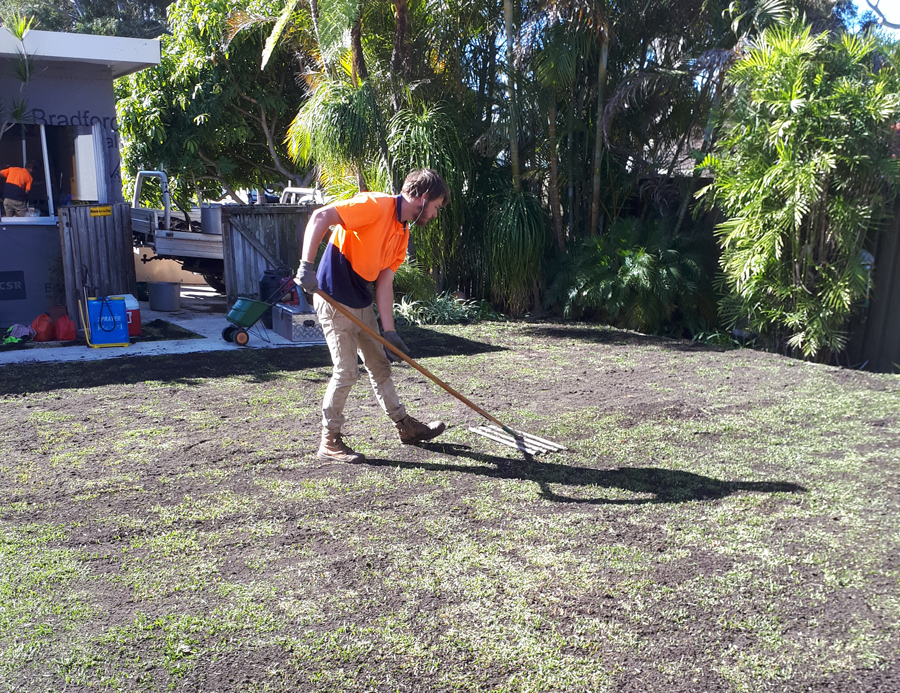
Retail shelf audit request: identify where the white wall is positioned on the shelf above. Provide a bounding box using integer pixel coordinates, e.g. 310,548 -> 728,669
0,61 -> 124,203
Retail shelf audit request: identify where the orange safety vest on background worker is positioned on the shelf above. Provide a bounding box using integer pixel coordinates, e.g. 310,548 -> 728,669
1,166 -> 34,202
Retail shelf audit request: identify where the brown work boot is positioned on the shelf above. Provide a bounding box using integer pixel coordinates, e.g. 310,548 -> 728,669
395,415 -> 446,445
318,430 -> 365,463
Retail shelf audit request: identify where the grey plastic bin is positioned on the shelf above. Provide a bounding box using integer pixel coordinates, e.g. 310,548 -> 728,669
148,281 -> 181,311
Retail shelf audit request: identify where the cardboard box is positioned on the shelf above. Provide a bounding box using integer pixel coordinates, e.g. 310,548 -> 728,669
272,303 -> 326,344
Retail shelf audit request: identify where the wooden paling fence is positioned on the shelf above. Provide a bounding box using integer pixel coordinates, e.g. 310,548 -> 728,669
59,203 -> 136,329
222,204 -> 319,306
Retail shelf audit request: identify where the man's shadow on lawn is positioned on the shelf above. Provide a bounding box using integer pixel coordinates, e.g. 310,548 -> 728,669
364,443 -> 805,505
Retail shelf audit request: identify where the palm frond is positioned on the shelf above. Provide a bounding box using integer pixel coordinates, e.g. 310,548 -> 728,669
223,10 -> 268,49
286,77 -> 375,170
317,0 -> 360,65
261,0 -> 304,70
485,188 -> 547,315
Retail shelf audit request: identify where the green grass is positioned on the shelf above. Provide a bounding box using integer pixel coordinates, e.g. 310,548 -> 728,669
0,322 -> 897,691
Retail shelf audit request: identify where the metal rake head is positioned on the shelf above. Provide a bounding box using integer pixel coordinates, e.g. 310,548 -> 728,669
469,424 -> 565,455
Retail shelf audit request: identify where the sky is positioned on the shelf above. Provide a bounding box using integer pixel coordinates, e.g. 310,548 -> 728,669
856,0 -> 900,28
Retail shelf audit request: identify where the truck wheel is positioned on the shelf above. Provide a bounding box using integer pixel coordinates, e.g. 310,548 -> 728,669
203,274 -> 226,294
234,329 -> 250,346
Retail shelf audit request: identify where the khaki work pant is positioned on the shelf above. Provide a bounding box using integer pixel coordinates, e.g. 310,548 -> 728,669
314,292 -> 406,433
3,199 -> 27,217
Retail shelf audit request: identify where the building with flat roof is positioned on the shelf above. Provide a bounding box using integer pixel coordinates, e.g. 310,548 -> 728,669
0,28 -> 160,326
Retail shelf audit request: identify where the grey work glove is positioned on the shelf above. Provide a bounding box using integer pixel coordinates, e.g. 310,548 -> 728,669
295,260 -> 318,295
382,330 -> 409,363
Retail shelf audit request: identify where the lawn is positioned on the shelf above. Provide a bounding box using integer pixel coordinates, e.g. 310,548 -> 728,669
0,321 -> 897,692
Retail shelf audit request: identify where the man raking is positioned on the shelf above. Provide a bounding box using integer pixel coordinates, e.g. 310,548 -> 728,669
296,169 -> 449,463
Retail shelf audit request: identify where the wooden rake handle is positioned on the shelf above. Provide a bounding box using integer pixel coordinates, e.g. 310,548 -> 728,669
313,289 -> 513,433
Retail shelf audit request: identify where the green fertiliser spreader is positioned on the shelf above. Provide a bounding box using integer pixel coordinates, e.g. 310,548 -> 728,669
221,297 -> 271,346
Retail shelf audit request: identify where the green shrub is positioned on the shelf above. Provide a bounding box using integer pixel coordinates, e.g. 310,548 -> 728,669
484,188 -> 548,316
394,292 -> 504,326
547,217 -> 716,336
699,25 -> 900,360
393,259 -> 436,302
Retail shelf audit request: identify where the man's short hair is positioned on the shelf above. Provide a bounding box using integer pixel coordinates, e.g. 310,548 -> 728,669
401,169 -> 449,203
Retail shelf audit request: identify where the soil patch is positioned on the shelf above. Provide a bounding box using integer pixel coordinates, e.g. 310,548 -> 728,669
135,318 -> 206,342
1,320 -> 898,692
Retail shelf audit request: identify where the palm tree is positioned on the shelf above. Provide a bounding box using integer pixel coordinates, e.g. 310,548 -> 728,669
535,20 -> 586,249
700,24 -> 900,359
503,0 -> 522,191
588,7 -> 610,236
0,13 -> 34,142
387,103 -> 469,289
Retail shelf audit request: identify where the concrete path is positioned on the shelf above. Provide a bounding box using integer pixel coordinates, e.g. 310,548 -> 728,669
0,286 -> 324,366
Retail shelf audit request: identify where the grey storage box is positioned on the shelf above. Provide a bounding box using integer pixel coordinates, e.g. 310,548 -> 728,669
272,303 -> 327,344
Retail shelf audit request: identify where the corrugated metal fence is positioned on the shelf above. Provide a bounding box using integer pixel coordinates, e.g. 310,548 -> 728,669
222,204 -> 319,306
59,203 -> 137,328
850,207 -> 900,373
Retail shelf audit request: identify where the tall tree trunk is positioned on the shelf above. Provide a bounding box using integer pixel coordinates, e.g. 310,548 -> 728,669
350,17 -> 367,85
350,14 -> 368,192
390,0 -> 409,75
349,12 -> 395,191
567,84 -> 575,239
309,0 -> 326,73
548,90 -> 564,250
483,33 -> 497,132
503,0 -> 521,191
390,0 -> 409,112
476,36 -> 489,127
571,75 -> 588,239
589,36 -> 609,235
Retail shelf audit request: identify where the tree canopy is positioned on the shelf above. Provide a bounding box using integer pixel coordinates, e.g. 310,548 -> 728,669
0,0 -> 171,38
107,0 -> 900,360
115,0 -> 311,211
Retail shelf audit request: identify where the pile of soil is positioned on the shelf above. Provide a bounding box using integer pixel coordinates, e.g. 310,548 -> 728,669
135,318 -> 205,342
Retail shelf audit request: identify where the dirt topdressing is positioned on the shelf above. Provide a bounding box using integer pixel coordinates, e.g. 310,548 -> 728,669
1,321 -> 898,692
0,319 -> 204,353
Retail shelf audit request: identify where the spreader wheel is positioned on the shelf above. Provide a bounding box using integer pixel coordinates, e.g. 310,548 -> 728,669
221,325 -> 237,342
234,329 -> 250,346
